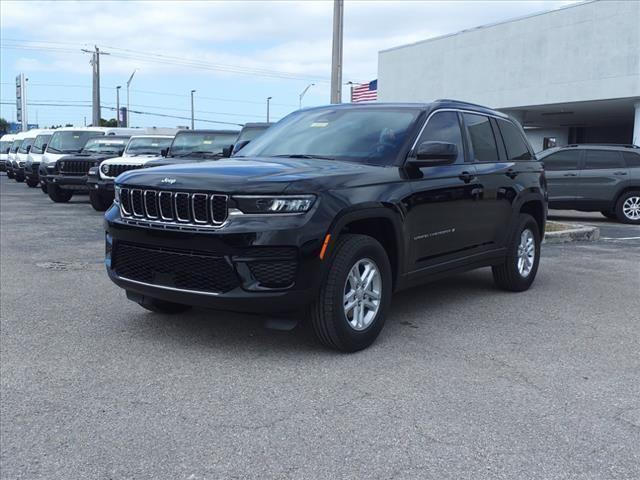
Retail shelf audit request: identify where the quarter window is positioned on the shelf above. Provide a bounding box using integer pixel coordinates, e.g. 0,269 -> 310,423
497,119 -> 532,160
463,113 -> 499,162
543,150 -> 580,171
622,151 -> 640,168
416,111 -> 464,163
584,150 -> 625,169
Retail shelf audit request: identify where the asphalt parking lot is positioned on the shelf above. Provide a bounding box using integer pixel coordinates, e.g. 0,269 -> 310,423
1,175 -> 639,480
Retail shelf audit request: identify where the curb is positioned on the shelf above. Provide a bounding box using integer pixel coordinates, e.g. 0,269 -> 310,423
543,221 -> 600,244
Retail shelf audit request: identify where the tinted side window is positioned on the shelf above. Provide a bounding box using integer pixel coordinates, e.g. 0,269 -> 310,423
416,111 -> 464,163
543,150 -> 580,171
463,113 -> 498,162
584,150 -> 625,169
623,152 -> 640,168
497,119 -> 532,160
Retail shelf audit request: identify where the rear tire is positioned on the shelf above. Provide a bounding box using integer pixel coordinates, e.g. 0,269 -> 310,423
26,178 -> 39,188
48,184 -> 73,203
615,191 -> 640,225
310,234 -> 392,352
89,190 -> 113,211
492,213 -> 541,292
137,297 -> 192,314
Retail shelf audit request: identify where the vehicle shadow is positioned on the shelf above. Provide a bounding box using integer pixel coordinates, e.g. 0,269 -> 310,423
128,268 -> 500,354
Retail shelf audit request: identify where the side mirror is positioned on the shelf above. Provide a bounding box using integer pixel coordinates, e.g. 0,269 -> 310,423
232,140 -> 250,155
222,145 -> 233,158
118,148 -> 125,156
26,145 -> 32,153
160,148 -> 168,157
41,143 -> 47,151
409,141 -> 458,167
5,148 -> 10,154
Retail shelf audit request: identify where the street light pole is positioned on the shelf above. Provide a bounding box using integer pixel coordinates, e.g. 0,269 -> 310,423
299,83 -> 315,109
190,90 -> 196,130
267,96 -> 272,122
330,0 -> 344,104
116,86 -> 121,126
126,69 -> 137,127
345,81 -> 354,103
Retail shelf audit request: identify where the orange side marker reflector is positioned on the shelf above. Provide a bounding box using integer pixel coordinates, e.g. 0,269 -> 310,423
319,234 -> 332,260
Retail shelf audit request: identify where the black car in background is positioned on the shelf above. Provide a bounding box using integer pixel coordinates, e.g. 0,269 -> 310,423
105,101 -> 547,351
231,122 -> 272,155
141,129 -> 239,169
539,144 -> 640,224
45,136 -> 130,203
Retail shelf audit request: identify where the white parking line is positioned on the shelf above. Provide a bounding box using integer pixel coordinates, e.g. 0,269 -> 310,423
600,237 -> 640,241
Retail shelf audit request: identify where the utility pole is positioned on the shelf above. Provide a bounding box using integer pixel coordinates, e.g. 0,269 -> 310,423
190,90 -> 196,130
82,46 -> 109,126
299,83 -> 315,109
330,0 -> 344,104
126,69 -> 137,127
116,86 -> 121,127
266,96 -> 272,122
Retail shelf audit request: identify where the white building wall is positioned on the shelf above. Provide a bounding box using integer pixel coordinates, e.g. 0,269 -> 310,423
378,0 -> 640,109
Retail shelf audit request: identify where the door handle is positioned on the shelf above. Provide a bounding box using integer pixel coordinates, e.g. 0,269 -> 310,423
459,171 -> 475,183
613,171 -> 628,176
563,173 -> 578,177
505,169 -> 518,179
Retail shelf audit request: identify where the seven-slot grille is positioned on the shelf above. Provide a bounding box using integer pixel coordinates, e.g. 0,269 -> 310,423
119,187 -> 228,227
104,163 -> 143,178
58,159 -> 94,175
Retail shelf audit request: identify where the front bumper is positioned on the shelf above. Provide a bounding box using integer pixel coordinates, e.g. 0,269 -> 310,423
25,163 -> 40,182
104,206 -> 328,314
86,175 -> 115,192
44,174 -> 90,190
0,160 -> 5,172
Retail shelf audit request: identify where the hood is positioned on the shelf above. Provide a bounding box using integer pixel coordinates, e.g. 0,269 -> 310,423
117,157 -> 397,194
57,152 -> 122,163
102,154 -> 164,166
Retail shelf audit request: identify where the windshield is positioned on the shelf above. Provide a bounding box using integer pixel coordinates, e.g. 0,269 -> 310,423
47,131 -> 105,154
237,126 -> 269,143
125,136 -> 173,156
82,137 -> 129,154
18,137 -> 35,153
31,134 -> 52,154
1,141 -> 13,153
10,140 -> 22,153
169,132 -> 238,157
237,107 -> 420,165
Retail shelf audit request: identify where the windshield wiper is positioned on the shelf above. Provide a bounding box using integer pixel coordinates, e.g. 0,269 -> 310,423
272,154 -> 335,160
174,151 -> 223,158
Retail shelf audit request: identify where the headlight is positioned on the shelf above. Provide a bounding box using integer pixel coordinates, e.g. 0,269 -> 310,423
233,195 -> 316,214
101,164 -> 109,174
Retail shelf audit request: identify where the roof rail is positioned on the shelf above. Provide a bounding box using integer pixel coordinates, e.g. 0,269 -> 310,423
566,143 -> 639,149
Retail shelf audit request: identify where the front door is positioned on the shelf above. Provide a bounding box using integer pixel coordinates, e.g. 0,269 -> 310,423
542,149 -> 583,207
405,111 -> 481,269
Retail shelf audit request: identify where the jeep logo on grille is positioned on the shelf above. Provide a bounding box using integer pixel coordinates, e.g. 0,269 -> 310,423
161,177 -> 177,185
59,162 -> 65,169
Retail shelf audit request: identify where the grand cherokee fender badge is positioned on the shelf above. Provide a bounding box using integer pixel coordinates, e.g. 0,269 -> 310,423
161,177 -> 177,185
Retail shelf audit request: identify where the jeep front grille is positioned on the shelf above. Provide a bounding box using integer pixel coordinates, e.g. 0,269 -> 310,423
58,160 -> 93,175
104,164 -> 143,178
119,187 -> 228,227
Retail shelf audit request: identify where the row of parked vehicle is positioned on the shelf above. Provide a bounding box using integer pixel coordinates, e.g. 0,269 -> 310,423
1,100 -> 638,351
0,123 -> 271,210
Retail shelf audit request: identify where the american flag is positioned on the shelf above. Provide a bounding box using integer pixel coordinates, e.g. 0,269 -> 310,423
351,80 -> 378,103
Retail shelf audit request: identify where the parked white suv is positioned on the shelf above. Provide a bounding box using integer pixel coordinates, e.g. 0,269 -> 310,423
0,133 -> 16,173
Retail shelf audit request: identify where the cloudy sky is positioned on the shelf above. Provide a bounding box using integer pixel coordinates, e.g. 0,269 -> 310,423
0,0 -> 578,128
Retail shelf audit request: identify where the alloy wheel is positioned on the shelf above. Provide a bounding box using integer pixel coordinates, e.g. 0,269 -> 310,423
622,196 -> 640,221
343,258 -> 382,331
517,229 -> 535,278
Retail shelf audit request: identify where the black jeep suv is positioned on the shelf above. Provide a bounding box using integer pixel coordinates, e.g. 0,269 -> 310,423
46,136 -> 130,203
105,101 -> 547,351
539,144 -> 640,224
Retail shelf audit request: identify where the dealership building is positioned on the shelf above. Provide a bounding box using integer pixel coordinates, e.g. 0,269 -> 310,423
378,0 -> 640,152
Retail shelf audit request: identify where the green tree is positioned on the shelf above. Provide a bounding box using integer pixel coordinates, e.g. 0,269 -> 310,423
99,118 -> 118,127
0,117 -> 8,134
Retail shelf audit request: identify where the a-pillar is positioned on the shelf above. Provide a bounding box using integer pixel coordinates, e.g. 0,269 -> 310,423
633,102 -> 640,146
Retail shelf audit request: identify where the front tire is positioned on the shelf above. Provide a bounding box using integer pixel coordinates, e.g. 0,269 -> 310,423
89,190 -> 113,211
15,175 -> 24,183
41,182 -> 48,194
137,297 -> 192,314
7,170 -> 14,179
310,234 -> 392,352
492,213 -> 541,292
26,178 -> 39,188
615,191 -> 640,225
48,184 -> 73,203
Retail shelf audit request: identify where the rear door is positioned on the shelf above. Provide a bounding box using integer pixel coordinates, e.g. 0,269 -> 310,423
578,149 -> 628,207
542,149 -> 582,207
